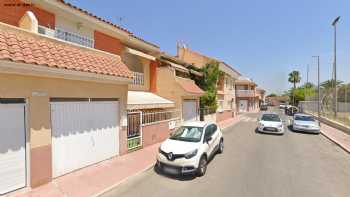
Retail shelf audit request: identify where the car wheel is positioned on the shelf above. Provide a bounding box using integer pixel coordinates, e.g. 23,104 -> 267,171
218,138 -> 224,154
197,156 -> 207,177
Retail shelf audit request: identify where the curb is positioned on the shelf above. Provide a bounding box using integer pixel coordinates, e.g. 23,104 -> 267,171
92,162 -> 156,197
320,130 -> 350,154
94,116 -> 242,196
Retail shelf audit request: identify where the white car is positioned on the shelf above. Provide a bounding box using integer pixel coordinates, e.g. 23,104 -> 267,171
156,122 -> 224,176
279,103 -> 286,109
292,113 -> 320,134
257,112 -> 284,135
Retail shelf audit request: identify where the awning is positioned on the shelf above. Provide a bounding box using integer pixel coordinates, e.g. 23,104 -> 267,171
127,91 -> 175,110
163,60 -> 189,73
125,47 -> 156,61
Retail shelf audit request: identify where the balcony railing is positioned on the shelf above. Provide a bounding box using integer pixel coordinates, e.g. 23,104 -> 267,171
38,26 -> 94,48
133,72 -> 144,85
236,90 -> 256,97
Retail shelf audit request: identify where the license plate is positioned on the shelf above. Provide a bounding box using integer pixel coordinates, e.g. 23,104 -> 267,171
265,127 -> 276,131
163,166 -> 178,174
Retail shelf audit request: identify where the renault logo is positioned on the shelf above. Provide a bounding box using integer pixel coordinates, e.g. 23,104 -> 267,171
167,152 -> 174,161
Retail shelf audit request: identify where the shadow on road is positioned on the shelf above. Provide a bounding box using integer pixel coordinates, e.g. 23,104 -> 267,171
254,128 -> 284,136
153,151 -> 223,181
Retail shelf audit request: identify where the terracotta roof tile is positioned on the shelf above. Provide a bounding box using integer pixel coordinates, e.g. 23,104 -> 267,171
176,77 -> 204,95
0,27 -> 133,80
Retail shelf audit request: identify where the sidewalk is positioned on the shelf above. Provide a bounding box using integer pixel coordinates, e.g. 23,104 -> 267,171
8,116 -> 243,197
9,143 -> 160,197
218,114 -> 243,130
321,123 -> 350,154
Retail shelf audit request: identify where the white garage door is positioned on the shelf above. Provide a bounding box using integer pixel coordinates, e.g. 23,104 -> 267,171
182,100 -> 198,122
0,104 -> 26,195
51,101 -> 119,178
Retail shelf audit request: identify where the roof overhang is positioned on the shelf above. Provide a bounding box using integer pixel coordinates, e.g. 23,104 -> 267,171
33,0 -> 160,53
0,60 -> 132,85
162,60 -> 189,73
219,62 -> 241,79
175,77 -> 204,96
125,47 -> 156,61
127,91 -> 175,110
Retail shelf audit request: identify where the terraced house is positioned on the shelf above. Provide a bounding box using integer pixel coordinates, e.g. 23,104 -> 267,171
0,0 -> 177,194
177,45 -> 241,121
235,76 -> 265,112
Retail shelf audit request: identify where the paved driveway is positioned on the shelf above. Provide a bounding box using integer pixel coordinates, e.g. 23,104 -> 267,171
101,109 -> 350,197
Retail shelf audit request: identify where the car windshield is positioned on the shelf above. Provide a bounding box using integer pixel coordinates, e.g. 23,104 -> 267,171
169,126 -> 203,142
261,114 -> 281,122
295,116 -> 315,121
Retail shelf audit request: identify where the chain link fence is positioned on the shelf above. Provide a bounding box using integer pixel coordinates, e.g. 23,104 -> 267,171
300,84 -> 350,127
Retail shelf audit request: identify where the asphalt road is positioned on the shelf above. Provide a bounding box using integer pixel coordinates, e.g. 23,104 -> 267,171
101,108 -> 350,197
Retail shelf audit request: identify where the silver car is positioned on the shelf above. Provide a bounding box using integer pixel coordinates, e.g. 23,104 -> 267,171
292,114 -> 320,134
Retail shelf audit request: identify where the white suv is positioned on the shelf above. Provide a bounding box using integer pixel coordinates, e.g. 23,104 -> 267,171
156,122 -> 224,176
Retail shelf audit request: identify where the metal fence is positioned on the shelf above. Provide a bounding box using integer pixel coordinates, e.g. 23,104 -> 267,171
300,84 -> 350,127
142,110 -> 181,126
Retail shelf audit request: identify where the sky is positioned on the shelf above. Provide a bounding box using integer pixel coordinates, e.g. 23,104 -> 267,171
66,0 -> 350,94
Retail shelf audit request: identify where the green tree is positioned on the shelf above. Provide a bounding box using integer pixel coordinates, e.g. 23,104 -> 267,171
288,70 -> 301,105
337,83 -> 349,103
191,61 -> 223,109
267,93 -> 277,97
320,79 -> 343,112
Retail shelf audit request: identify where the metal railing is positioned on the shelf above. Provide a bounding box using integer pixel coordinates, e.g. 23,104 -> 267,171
142,110 -> 181,126
38,26 -> 95,48
133,72 -> 145,86
236,90 -> 255,97
127,111 -> 142,150
55,28 -> 94,48
300,101 -> 350,127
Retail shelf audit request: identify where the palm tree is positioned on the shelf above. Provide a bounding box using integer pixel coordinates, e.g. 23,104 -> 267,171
288,71 -> 301,105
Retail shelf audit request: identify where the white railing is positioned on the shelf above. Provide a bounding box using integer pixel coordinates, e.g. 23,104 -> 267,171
55,28 -> 94,48
133,72 -> 145,85
38,26 -> 94,48
236,90 -> 255,97
142,110 -> 181,126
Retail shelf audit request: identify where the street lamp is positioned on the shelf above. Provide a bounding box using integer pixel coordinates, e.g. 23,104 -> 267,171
332,16 -> 340,117
312,56 -> 320,118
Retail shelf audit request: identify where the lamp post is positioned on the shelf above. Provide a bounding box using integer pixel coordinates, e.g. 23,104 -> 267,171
332,16 -> 340,117
312,56 -> 320,118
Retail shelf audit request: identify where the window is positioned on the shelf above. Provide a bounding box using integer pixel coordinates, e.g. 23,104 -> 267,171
204,124 -> 217,139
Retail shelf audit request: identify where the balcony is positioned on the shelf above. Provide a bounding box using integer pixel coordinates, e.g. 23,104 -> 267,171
133,71 -> 144,85
236,90 -> 255,97
38,26 -> 94,48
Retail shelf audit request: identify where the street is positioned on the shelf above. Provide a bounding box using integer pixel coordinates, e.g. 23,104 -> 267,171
101,108 -> 350,197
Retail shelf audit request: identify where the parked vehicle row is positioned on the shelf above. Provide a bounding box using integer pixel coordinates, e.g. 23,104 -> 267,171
257,112 -> 320,135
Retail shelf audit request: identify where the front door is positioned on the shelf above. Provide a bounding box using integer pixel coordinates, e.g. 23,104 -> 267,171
239,100 -> 248,112
182,100 -> 198,121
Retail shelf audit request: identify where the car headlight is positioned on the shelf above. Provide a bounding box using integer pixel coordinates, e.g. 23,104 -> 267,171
259,123 -> 264,127
278,124 -> 283,128
184,149 -> 198,159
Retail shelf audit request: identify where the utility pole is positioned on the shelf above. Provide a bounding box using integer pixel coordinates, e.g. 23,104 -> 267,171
332,16 -> 340,117
305,64 -> 309,99
313,56 -> 321,118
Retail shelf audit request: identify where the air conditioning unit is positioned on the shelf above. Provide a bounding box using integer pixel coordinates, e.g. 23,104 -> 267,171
38,25 -> 55,37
